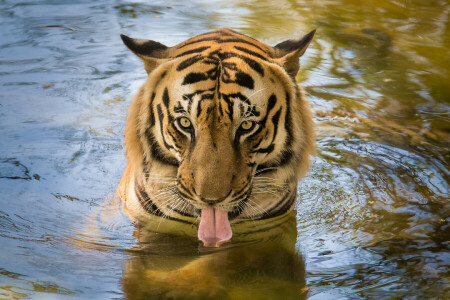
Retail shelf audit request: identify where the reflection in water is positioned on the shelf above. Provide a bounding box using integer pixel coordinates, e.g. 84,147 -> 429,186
0,0 -> 449,299
122,210 -> 306,300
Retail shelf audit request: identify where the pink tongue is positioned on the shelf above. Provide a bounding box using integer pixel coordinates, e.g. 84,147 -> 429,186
198,207 -> 232,247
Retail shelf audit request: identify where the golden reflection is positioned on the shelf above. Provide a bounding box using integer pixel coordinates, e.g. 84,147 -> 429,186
0,0 -> 448,298
122,211 -> 306,300
73,196 -> 306,299
227,0 -> 449,141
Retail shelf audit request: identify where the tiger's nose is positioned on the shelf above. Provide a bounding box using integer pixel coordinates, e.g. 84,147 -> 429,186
199,190 -> 232,204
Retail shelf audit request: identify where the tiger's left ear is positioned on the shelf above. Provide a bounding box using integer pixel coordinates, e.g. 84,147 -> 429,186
273,29 -> 316,78
120,34 -> 170,74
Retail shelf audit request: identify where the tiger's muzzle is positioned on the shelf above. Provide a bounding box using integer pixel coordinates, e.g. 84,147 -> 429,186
177,128 -> 252,247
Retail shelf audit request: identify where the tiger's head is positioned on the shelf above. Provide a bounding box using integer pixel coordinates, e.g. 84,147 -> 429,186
121,29 -> 315,247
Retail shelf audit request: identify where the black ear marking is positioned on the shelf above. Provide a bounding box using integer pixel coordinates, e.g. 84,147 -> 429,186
273,29 -> 316,78
120,34 -> 170,73
120,34 -> 168,58
274,29 -> 316,56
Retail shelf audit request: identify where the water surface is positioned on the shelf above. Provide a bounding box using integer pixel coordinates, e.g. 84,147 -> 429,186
0,0 -> 449,299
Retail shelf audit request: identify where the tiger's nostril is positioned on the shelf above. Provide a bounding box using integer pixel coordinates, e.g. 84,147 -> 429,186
200,190 -> 232,204
201,199 -> 220,205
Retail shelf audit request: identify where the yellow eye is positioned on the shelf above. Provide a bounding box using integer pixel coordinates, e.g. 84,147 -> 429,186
178,117 -> 191,128
240,120 -> 254,131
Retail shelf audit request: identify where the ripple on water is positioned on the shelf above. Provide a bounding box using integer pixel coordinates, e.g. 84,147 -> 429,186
297,133 -> 449,298
0,0 -> 449,298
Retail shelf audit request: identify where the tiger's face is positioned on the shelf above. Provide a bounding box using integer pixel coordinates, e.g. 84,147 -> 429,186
162,56 -> 289,208
120,29 -> 315,247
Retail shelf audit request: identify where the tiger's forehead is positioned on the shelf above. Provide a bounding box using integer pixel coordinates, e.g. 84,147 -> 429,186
168,28 -> 274,59
157,30 -> 282,121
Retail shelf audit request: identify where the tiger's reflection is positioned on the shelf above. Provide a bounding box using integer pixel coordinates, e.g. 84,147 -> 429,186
121,211 -> 306,300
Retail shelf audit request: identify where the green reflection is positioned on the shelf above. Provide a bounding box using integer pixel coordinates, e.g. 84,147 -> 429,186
0,0 -> 449,298
122,212 -> 306,300
225,0 -> 449,144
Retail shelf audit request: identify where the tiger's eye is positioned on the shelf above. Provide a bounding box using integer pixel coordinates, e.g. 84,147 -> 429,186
240,120 -> 254,131
179,117 -> 191,128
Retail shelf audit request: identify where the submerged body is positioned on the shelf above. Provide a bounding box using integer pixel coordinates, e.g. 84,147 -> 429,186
118,28 -> 315,247
121,210 -> 306,299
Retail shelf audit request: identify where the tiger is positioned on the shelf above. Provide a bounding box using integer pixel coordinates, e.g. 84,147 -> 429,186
117,28 -> 315,248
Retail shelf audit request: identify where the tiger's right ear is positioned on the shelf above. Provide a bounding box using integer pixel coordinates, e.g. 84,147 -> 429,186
120,34 -> 169,73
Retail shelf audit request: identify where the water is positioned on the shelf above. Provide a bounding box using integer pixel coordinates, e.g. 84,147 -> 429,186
0,0 -> 449,299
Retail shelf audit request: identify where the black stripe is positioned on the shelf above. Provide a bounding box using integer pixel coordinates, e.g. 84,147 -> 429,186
170,207 -> 196,218
254,164 -> 274,175
196,102 -> 203,118
174,102 -> 185,114
250,94 -> 277,140
177,188 -> 194,201
177,180 -> 195,197
267,94 -> 277,114
134,184 -> 194,224
255,190 -> 295,220
221,38 -> 265,52
177,55 -> 204,71
178,36 -> 266,53
240,56 -> 264,76
256,92 -> 293,165
220,93 -> 236,121
167,126 -> 183,149
235,71 -> 254,89
150,92 -> 156,127
136,183 -> 195,224
228,197 -> 249,220
182,72 -> 209,85
178,37 -> 220,49
251,136 -> 264,149
135,184 -> 164,216
266,192 -> 296,219
175,46 -> 210,58
162,88 -> 170,108
248,104 -> 260,117
216,51 -> 264,76
277,150 -> 293,166
234,46 -> 268,61
146,130 -> 179,166
200,93 -> 214,101
232,183 -> 250,198
230,186 -> 251,203
255,144 -> 274,154
270,107 -> 282,143
196,93 -> 215,118
254,149 -> 294,169
254,107 -> 281,154
222,92 -> 249,104
183,87 -> 216,102
156,104 -> 174,151
284,92 -> 293,148
183,89 -> 216,114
